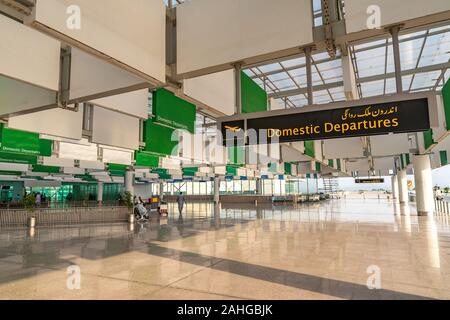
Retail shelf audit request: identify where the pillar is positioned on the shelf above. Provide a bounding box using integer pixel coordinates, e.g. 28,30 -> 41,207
124,170 -> 134,197
159,182 -> 165,200
255,178 -> 262,195
97,182 -> 104,204
413,154 -> 434,216
397,169 -> 408,204
304,46 -> 313,105
391,175 -> 399,201
214,176 -> 220,204
390,26 -> 403,93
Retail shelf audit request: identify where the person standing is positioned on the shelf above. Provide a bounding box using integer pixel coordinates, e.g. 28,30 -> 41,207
176,192 -> 186,217
35,192 -> 41,207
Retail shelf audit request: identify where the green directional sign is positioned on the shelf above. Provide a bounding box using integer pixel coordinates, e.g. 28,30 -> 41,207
183,167 -> 199,177
152,88 -> 196,134
241,71 -> 268,114
108,163 -> 128,176
143,119 -> 179,156
284,163 -> 292,175
0,151 -> 37,165
33,165 -> 61,173
134,151 -> 160,168
0,124 -> 52,156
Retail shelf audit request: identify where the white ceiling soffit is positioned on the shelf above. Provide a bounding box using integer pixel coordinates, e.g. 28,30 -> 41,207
370,133 -> 411,157
0,14 -> 60,91
63,167 -> 85,175
373,157 -> 395,171
79,160 -> 104,170
90,89 -> 149,119
0,163 -> 29,172
102,148 -> 133,166
0,76 -> 57,118
346,159 -> 370,172
345,0 -> 450,34
27,0 -> 166,84
281,145 -> 312,162
91,106 -> 140,151
70,47 -> 149,110
177,0 -> 313,77
43,157 -> 75,168
270,98 -> 285,111
8,105 -> 83,140
323,137 -> 364,159
59,139 -> 98,161
183,69 -> 236,116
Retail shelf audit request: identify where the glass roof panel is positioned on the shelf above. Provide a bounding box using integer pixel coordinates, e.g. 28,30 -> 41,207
411,70 -> 442,90
267,72 -> 289,82
355,44 -> 388,78
272,78 -> 297,90
258,63 -> 283,73
385,78 -> 397,94
313,90 -> 332,104
418,31 -> 450,67
360,79 -> 385,97
400,37 -> 425,70
281,57 -> 306,68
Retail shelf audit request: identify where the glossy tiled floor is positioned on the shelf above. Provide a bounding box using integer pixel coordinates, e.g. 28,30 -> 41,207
1,199 -> 450,300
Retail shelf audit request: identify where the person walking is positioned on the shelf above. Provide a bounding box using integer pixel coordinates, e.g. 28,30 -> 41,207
176,192 -> 186,218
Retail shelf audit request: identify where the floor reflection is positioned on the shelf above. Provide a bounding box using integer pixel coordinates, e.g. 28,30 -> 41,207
0,199 -> 449,300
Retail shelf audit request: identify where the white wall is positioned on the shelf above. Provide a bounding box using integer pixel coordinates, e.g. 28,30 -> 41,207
345,0 -> 450,34
177,0 -> 313,74
29,0 -> 166,82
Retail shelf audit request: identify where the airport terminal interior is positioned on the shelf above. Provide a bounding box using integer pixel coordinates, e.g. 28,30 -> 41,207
1,0 -> 450,300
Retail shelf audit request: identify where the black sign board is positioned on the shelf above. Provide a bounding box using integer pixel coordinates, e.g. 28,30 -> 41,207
221,98 -> 430,145
355,178 -> 385,184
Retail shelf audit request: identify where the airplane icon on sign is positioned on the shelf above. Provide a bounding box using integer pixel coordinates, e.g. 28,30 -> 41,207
224,126 -> 241,133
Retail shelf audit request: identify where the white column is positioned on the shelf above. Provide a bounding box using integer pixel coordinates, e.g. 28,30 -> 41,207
124,170 -> 134,197
397,169 -> 408,204
159,182 -> 165,200
255,178 -> 262,195
413,154 -> 434,216
214,176 -> 220,203
391,175 -> 399,201
97,182 -> 103,204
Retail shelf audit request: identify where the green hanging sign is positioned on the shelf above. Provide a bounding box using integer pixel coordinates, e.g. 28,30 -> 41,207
284,163 -> 292,175
241,71 -> 268,114
0,151 -> 38,165
0,125 -> 52,157
152,88 -> 196,134
33,165 -> 61,173
183,167 -> 199,177
134,151 -> 160,168
108,163 -> 128,177
143,119 -> 179,156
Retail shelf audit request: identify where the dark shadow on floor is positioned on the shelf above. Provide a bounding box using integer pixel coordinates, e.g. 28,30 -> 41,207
145,243 -> 435,300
